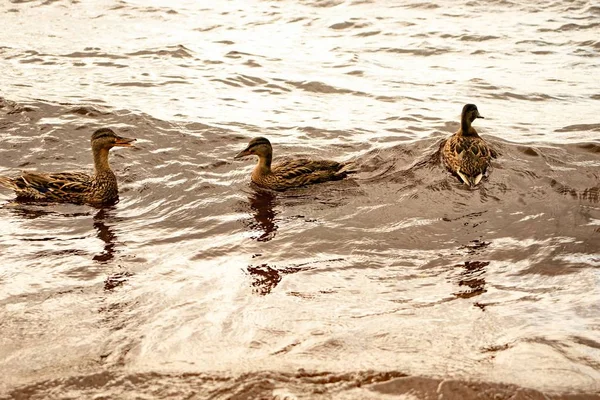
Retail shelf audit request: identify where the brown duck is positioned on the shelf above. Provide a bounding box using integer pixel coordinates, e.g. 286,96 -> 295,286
234,137 -> 353,191
442,104 -> 492,186
0,128 -> 135,205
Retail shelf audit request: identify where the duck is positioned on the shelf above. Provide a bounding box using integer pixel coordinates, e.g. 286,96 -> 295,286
234,137 -> 353,191
0,128 -> 135,205
442,104 -> 493,186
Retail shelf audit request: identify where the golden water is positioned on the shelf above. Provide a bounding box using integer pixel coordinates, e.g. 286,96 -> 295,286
0,1 -> 599,398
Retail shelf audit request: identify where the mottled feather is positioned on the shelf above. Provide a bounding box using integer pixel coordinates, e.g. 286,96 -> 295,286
0,128 -> 133,204
442,104 -> 493,186
254,159 -> 351,191
443,136 -> 491,178
0,171 -> 116,204
236,137 -> 353,191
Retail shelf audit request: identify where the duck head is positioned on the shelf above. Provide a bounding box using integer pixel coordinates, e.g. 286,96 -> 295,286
91,128 -> 136,150
234,137 -> 273,160
462,104 -> 484,123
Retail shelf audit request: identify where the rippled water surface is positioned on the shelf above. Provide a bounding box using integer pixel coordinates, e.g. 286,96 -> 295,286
1,0 -> 599,399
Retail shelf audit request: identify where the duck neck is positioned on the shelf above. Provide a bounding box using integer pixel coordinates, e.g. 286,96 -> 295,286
93,147 -> 112,175
255,153 -> 272,175
460,116 -> 476,136
252,154 -> 273,181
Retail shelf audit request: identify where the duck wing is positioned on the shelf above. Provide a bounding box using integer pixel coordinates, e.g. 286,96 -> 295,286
268,158 -> 349,189
444,136 -> 492,186
0,171 -> 93,201
273,158 -> 344,178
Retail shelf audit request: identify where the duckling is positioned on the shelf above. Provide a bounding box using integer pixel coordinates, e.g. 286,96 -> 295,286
442,104 -> 492,186
234,137 -> 352,191
0,128 -> 135,205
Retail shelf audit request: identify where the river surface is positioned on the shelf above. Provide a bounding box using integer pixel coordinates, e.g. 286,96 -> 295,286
1,0 -> 599,399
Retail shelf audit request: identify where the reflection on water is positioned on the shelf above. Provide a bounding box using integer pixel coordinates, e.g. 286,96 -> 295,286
453,261 -> 489,300
2,203 -> 121,263
245,188 -> 279,242
551,180 -> 600,203
93,206 -> 133,292
3,202 -> 89,220
3,203 -> 55,220
104,271 -> 133,291
92,207 -> 118,263
246,262 -> 316,295
246,263 -> 282,295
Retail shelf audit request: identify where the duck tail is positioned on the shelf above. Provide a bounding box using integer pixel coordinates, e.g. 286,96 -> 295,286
472,173 -> 484,186
456,170 -> 468,185
456,170 -> 484,187
338,161 -> 359,176
0,176 -> 19,191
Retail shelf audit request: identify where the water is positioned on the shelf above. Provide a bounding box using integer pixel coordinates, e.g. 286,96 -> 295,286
1,0 -> 599,399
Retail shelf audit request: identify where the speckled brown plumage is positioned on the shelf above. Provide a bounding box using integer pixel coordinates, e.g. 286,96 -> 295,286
0,128 -> 135,205
442,104 -> 492,186
234,137 -> 353,191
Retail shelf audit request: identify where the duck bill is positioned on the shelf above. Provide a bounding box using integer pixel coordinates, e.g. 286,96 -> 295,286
114,136 -> 136,147
476,111 -> 485,119
234,147 -> 251,160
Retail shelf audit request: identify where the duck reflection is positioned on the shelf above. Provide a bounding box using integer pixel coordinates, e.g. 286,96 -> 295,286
2,202 -> 88,219
246,189 -> 278,242
246,263 -> 310,295
581,186 -> 599,203
247,264 -> 282,295
550,180 -> 600,203
453,260 -> 489,299
1,202 -> 120,263
92,206 -> 118,263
